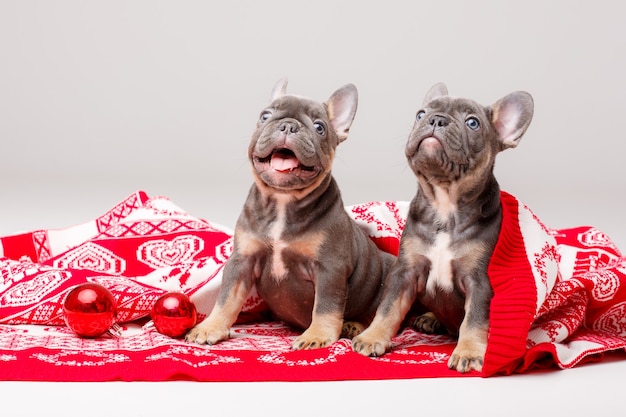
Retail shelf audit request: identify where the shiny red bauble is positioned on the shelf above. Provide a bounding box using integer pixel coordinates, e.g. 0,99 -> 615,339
63,282 -> 118,338
150,292 -> 197,338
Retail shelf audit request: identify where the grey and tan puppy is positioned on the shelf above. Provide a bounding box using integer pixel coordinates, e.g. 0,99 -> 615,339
352,83 -> 534,372
186,79 -> 395,349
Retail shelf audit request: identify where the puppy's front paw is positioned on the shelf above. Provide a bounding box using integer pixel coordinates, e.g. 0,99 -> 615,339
351,329 -> 392,357
292,329 -> 336,350
448,338 -> 487,373
448,350 -> 484,373
185,323 -> 229,345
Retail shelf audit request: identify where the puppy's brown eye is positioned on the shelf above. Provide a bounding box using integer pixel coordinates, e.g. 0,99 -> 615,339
416,110 -> 426,121
466,117 -> 480,130
313,122 -> 325,135
259,111 -> 272,123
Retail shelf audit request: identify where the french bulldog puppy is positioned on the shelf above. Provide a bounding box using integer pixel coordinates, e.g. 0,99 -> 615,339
186,79 -> 395,349
352,83 -> 534,372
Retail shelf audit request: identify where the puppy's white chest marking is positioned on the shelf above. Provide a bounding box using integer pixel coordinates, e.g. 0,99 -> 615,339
433,185 -> 456,221
269,195 -> 290,281
426,232 -> 454,295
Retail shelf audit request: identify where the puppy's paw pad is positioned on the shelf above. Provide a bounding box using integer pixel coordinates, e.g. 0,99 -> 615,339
341,321 -> 365,339
412,312 -> 445,335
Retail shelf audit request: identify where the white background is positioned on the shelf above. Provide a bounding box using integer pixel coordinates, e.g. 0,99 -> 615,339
1,1 -> 625,416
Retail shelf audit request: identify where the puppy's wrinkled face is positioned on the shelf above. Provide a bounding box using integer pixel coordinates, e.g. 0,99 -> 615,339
249,95 -> 338,191
406,96 -> 497,185
405,83 -> 533,187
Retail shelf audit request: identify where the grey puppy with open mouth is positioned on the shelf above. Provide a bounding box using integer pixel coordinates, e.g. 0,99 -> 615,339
186,79 -> 395,349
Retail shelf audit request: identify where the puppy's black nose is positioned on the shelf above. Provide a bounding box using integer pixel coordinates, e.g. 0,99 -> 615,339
279,121 -> 300,134
429,115 -> 449,128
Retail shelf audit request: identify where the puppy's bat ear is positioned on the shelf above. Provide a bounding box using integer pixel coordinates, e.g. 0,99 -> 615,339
492,91 -> 534,150
326,84 -> 358,143
423,83 -> 448,106
270,78 -> 288,102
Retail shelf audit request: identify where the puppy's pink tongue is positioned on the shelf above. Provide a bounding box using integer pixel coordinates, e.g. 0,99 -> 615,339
270,154 -> 299,172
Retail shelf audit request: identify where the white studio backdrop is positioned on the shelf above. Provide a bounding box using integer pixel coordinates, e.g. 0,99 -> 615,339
1,0 -> 624,249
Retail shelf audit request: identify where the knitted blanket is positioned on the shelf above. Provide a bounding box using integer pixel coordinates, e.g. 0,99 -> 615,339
0,191 -> 624,381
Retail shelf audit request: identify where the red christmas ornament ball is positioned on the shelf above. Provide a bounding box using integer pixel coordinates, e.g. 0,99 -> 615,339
63,283 -> 118,338
151,292 -> 197,338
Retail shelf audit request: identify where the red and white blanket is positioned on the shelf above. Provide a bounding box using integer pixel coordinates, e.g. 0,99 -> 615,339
0,190 -> 624,381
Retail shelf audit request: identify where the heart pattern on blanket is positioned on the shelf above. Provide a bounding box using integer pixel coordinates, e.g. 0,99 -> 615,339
53,242 -> 126,275
137,235 -> 204,269
0,270 -> 70,307
594,302 -> 626,336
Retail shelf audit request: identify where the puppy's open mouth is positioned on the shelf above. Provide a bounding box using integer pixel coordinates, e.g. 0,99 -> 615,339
255,148 -> 316,173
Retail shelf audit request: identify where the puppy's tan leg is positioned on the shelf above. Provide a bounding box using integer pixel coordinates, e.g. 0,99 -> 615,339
292,312 -> 343,350
185,261 -> 254,345
447,284 -> 490,373
353,259 -> 421,357
185,295 -> 246,345
352,295 -> 412,357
